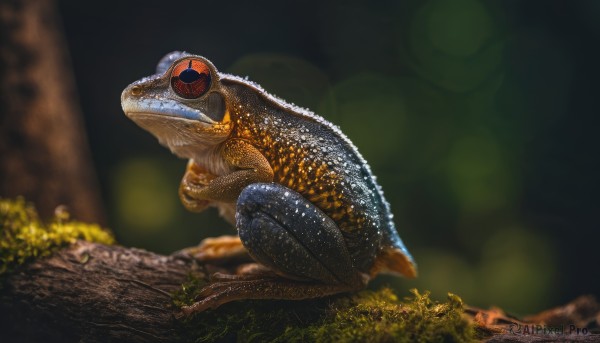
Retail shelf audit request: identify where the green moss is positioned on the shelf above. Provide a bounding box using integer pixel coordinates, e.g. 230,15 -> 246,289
314,289 -> 475,343
172,273 -> 209,307
0,197 -> 115,276
176,286 -> 476,343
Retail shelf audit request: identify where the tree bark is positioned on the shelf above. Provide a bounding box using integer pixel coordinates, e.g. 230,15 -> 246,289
0,0 -> 104,223
0,241 -> 204,343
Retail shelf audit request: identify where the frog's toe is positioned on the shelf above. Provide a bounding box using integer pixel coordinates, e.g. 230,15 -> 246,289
236,183 -> 363,287
179,192 -> 211,212
174,235 -> 251,265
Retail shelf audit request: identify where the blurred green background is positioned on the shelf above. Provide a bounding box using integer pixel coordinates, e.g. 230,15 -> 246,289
58,0 -> 599,315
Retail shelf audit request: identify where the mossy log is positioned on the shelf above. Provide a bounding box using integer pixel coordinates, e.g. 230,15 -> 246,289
0,241 -> 597,343
0,241 -> 469,342
1,200 -> 599,342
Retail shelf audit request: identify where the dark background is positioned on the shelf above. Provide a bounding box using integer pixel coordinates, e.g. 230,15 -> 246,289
57,0 -> 599,315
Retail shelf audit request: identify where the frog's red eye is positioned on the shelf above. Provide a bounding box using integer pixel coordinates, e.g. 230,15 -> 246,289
170,59 -> 212,99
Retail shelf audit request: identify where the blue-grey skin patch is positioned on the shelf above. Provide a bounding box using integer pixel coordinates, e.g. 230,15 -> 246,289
127,97 -> 216,123
237,183 -> 362,287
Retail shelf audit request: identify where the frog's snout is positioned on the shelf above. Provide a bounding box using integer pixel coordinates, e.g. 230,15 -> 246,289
121,84 -> 137,113
121,82 -> 150,116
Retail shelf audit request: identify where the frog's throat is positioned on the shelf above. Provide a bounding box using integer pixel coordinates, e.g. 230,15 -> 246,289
124,112 -> 228,158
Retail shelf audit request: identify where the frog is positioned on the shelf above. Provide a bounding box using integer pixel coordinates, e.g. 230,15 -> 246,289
121,52 -> 416,314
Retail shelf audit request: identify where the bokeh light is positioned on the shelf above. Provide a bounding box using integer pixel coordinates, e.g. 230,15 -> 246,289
112,157 -> 178,233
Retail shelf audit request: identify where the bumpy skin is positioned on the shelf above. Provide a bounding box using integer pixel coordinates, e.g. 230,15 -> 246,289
121,52 -> 416,312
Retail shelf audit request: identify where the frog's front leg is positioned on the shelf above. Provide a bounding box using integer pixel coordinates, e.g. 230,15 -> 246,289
181,139 -> 274,203
181,183 -> 368,315
178,139 -> 273,262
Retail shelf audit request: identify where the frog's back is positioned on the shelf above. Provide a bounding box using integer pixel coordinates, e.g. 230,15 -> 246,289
223,76 -> 416,277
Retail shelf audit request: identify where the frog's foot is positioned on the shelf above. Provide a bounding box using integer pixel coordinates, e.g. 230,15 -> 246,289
179,189 -> 211,213
178,161 -> 215,212
175,235 -> 252,264
180,183 -> 367,315
180,277 -> 360,315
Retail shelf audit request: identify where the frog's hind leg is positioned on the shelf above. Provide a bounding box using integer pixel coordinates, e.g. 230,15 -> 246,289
181,183 -> 367,315
237,183 -> 364,286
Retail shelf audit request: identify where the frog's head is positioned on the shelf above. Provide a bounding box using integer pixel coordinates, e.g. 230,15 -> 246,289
121,52 -> 232,159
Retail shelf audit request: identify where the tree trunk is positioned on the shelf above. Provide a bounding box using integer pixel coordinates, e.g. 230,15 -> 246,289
0,0 -> 104,223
